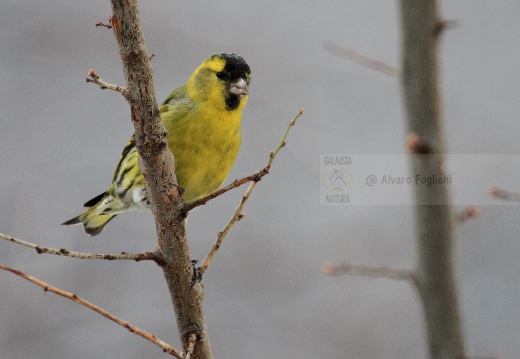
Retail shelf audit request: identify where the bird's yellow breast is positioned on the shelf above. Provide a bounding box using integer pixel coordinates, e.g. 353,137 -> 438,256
164,104 -> 243,202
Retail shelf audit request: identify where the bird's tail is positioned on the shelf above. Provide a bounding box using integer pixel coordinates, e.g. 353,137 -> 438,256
62,192 -> 118,236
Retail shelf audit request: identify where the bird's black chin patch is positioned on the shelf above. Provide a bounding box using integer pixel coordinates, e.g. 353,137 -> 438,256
225,93 -> 241,111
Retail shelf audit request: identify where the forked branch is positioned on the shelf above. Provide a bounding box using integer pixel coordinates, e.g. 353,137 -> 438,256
0,233 -> 158,262
186,168 -> 269,211
198,108 -> 304,275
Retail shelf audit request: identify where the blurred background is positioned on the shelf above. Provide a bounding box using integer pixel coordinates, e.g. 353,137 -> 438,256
1,1 -> 520,358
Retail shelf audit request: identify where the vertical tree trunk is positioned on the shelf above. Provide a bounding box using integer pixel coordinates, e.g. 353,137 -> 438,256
109,1 -> 212,357
400,1 -> 467,358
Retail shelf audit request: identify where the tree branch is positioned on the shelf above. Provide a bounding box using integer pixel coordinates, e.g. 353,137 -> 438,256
0,264 -> 184,358
108,1 -> 210,356
456,205 -> 482,224
0,232 -> 157,261
95,21 -> 112,29
184,334 -> 197,359
400,1 -> 467,358
322,262 -> 415,282
488,184 -> 520,203
86,69 -> 126,95
186,168 -> 268,211
324,40 -> 399,77
198,109 -> 303,275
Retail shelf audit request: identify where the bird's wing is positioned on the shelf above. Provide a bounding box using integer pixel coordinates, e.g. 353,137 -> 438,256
159,84 -> 197,126
111,135 -> 136,183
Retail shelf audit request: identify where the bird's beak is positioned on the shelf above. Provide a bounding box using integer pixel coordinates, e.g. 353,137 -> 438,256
229,78 -> 249,96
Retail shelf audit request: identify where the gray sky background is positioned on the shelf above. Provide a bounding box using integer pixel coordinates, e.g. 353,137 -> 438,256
1,1 -> 520,358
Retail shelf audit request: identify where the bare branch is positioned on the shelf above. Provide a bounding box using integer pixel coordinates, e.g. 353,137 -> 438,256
488,184 -> 520,203
86,69 -> 126,95
401,1 -> 467,358
95,21 -> 112,29
456,205 -> 482,224
322,262 -> 415,282
198,109 -> 303,275
406,132 -> 433,154
198,195 -> 248,276
0,264 -> 184,358
324,40 -> 399,77
184,334 -> 198,359
186,168 -> 268,211
267,107 -> 304,168
108,1 -> 209,355
0,232 -> 157,261
433,19 -> 459,35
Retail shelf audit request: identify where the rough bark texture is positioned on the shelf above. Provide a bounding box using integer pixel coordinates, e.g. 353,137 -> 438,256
400,1 -> 467,359
109,1 -> 212,357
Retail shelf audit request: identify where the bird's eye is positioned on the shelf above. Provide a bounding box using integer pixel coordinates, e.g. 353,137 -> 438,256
216,71 -> 225,79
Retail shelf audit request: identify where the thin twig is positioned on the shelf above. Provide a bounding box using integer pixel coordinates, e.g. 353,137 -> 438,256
322,262 -> 415,282
324,41 -> 399,77
406,132 -> 432,154
0,264 -> 184,358
95,22 -> 113,29
198,108 -> 304,275
186,168 -> 268,211
0,233 -> 157,261
488,184 -> 520,203
184,334 -> 197,359
86,69 -> 126,95
456,205 -> 482,223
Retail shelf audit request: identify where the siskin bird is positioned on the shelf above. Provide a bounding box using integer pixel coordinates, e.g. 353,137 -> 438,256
63,53 -> 251,236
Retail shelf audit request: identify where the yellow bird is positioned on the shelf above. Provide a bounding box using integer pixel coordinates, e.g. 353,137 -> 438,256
63,53 -> 251,236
